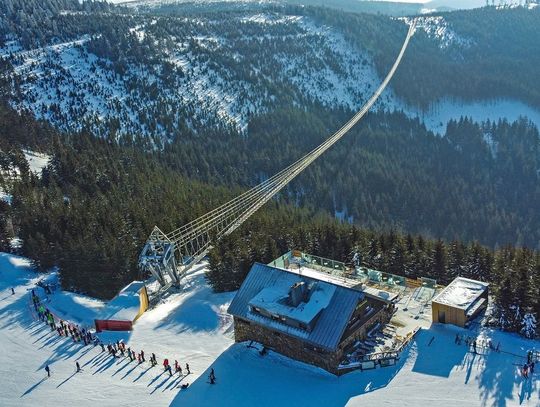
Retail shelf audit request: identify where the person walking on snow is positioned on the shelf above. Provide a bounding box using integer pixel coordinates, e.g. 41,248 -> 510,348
76,361 -> 81,372
38,305 -> 45,321
11,288 -> 14,295
186,363 -> 190,375
163,358 -> 169,372
523,364 -> 529,378
45,365 -> 50,377
140,350 -> 145,362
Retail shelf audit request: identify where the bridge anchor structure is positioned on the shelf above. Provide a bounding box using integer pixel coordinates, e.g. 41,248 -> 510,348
138,20 -> 417,299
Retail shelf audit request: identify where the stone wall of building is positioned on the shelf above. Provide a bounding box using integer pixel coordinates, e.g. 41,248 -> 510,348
233,317 -> 341,374
233,305 -> 393,376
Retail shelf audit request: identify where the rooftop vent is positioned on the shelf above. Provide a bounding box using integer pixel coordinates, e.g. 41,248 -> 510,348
289,281 -> 306,307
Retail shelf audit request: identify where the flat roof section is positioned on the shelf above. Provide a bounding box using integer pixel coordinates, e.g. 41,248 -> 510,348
432,277 -> 488,310
248,281 -> 336,325
286,266 -> 399,304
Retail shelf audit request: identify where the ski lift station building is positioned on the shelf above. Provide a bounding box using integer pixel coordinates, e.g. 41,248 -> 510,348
228,258 -> 396,375
431,277 -> 489,327
94,281 -> 149,332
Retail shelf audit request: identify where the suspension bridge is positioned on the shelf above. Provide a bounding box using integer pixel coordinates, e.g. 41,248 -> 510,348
138,20 -> 417,295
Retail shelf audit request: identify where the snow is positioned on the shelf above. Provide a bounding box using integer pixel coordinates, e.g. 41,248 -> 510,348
9,237 -> 22,251
239,13 -> 302,25
432,277 -> 488,310
249,281 -> 335,325
0,188 -> 12,205
22,150 -> 51,176
410,16 -> 472,49
3,10 -> 539,138
99,281 -> 145,321
1,252 -> 539,406
284,265 -> 399,304
401,98 -> 540,135
370,0 -> 527,10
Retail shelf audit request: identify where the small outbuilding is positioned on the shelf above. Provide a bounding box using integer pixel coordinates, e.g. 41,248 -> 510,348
431,277 -> 489,327
94,281 -> 149,332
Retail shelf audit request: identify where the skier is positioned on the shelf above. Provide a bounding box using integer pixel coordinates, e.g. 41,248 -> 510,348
140,350 -> 145,362
151,353 -> 157,366
209,368 -> 216,384
455,334 -> 460,344
45,365 -> 50,377
163,358 -> 169,372
168,365 -> 173,377
48,314 -> 55,331
472,340 -> 477,354
76,361 -> 81,372
11,288 -> 14,295
186,363 -> 190,375
175,360 -> 181,375
38,305 -> 45,321
523,364 -> 529,379
100,343 -> 105,353
180,383 -> 189,390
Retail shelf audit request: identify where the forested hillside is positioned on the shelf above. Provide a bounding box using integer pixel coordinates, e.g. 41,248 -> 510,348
0,1 -> 539,249
0,1 -> 539,337
0,95 -> 537,335
2,2 -> 540,136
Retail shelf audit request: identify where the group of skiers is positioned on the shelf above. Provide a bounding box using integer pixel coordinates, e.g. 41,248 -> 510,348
32,290 -> 57,332
56,319 -> 95,345
454,334 -> 501,353
31,287 -> 204,389
101,341 -> 192,381
455,333 -> 538,380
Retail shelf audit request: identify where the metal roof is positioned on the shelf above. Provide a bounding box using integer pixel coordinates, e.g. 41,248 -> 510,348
227,263 -> 364,351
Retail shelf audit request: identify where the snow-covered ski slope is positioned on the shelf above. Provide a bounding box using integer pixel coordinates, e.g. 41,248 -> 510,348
0,252 -> 538,406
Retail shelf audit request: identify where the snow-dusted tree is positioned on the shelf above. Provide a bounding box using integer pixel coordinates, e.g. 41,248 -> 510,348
521,312 -> 537,339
